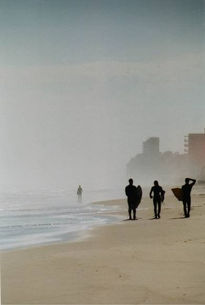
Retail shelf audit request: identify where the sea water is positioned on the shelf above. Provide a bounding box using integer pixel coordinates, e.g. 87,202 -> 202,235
0,189 -> 124,250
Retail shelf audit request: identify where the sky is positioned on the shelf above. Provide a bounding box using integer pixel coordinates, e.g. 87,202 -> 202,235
0,0 -> 205,191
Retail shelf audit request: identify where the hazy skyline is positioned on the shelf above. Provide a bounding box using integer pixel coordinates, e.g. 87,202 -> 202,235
0,0 -> 204,191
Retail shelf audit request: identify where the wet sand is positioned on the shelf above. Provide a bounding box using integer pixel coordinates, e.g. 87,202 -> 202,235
1,191 -> 205,304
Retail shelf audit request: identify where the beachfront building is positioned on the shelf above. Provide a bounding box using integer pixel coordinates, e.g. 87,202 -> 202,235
184,129 -> 205,181
143,137 -> 160,157
127,137 -> 189,186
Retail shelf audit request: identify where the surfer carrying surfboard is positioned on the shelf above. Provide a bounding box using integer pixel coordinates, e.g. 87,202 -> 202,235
125,179 -> 142,220
182,178 -> 196,218
149,180 -> 165,219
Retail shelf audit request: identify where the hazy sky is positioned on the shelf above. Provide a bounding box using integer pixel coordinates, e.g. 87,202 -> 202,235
0,0 -> 204,190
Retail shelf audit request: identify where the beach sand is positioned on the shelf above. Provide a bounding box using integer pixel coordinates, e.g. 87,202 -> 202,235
1,191 -> 205,304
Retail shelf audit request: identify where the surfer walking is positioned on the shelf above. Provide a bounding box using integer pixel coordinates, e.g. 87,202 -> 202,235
182,178 -> 196,218
125,178 -> 142,220
77,185 -> 83,202
149,180 -> 165,219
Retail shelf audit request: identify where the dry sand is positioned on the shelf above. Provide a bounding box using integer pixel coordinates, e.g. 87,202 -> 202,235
1,190 -> 205,304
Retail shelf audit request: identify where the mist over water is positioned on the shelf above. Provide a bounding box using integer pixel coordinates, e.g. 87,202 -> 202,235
0,188 -> 125,250
0,0 -> 204,193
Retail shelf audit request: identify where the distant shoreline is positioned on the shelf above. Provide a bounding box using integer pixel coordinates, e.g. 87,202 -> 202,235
2,186 -> 205,252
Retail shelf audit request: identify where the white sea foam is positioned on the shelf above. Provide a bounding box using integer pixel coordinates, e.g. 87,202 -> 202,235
0,189 -> 124,250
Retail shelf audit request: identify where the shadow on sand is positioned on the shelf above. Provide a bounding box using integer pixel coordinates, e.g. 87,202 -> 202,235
170,217 -> 186,220
122,218 -> 142,221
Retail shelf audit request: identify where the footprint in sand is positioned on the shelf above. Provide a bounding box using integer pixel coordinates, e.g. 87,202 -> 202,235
184,239 -> 192,243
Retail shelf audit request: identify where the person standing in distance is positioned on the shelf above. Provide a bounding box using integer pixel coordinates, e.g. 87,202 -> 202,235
149,180 -> 165,219
125,178 -> 139,220
77,185 -> 83,202
182,178 -> 196,218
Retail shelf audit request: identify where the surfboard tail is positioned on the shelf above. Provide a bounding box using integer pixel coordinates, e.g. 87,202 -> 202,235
171,188 -> 183,201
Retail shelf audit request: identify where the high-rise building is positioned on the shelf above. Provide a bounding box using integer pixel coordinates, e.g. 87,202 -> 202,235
143,137 -> 160,156
185,130 -> 205,168
127,136 -> 189,185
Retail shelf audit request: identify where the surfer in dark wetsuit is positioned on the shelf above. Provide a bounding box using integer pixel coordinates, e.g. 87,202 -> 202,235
125,178 -> 139,220
182,178 -> 196,218
77,185 -> 83,202
149,180 -> 165,219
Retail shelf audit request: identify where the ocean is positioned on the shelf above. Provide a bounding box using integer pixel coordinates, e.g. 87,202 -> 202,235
0,189 -> 124,251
